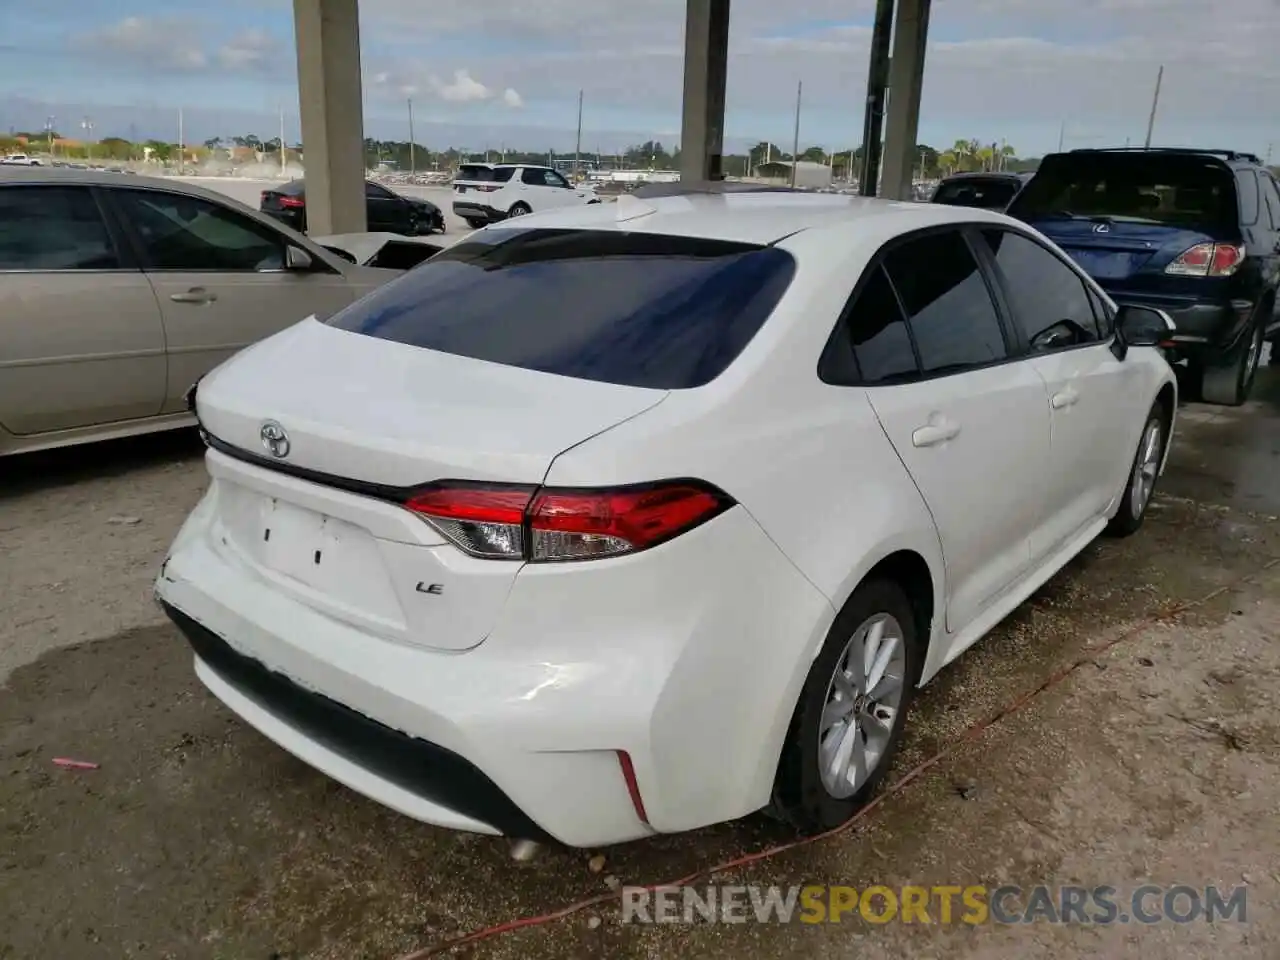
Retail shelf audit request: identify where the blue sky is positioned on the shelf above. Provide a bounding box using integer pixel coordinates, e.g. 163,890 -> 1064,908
2,0 -> 1277,158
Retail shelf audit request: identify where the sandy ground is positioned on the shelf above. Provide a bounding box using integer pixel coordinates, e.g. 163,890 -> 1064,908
1,365 -> 1278,960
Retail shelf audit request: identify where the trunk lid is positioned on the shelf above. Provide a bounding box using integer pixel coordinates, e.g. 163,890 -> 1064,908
1029,218 -> 1226,284
193,318 -> 667,651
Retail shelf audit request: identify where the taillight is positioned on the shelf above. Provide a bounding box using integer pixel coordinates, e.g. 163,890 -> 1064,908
404,480 -> 733,562
1165,242 -> 1244,277
403,485 -> 533,559
279,195 -> 305,209
260,191 -> 268,204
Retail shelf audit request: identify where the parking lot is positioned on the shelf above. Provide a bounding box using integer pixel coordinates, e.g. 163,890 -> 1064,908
1,355 -> 1277,959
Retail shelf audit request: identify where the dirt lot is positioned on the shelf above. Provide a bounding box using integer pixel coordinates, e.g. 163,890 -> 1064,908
2,364 -> 1278,960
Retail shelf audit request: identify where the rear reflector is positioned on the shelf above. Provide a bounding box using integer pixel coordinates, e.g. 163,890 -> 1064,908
616,750 -> 649,824
404,480 -> 733,562
1165,242 -> 1245,277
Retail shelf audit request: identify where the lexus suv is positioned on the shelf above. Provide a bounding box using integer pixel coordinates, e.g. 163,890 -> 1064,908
1007,148 -> 1280,405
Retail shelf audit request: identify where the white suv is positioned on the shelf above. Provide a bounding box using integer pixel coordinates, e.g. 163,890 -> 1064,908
452,162 -> 597,228
1,154 -> 41,166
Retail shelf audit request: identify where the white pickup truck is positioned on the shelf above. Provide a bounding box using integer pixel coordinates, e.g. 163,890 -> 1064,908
1,154 -> 42,166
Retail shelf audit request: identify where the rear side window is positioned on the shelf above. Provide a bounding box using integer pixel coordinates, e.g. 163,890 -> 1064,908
456,165 -> 514,183
1009,153 -> 1239,227
1262,175 -> 1280,231
843,265 -> 918,383
0,186 -> 119,270
1237,171 -> 1260,226
882,231 -> 1008,373
325,228 -> 797,389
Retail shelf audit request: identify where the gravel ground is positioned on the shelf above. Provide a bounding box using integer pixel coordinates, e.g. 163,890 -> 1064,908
1,369 -> 1278,960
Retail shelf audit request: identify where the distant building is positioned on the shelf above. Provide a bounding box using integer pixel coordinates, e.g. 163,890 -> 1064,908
754,160 -> 833,189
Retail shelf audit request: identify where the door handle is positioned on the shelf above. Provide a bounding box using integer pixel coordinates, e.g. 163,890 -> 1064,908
170,288 -> 217,304
1050,387 -> 1079,409
911,420 -> 961,448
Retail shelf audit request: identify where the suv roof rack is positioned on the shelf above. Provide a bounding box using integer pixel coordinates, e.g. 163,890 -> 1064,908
1067,147 -> 1262,164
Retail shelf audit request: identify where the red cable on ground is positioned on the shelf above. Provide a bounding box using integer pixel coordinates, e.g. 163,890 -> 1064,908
398,557 -> 1280,960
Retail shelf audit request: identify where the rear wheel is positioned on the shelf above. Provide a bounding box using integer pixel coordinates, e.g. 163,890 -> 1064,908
1199,318 -> 1264,406
1106,401 -> 1168,537
464,218 -> 487,230
770,579 -> 918,833
508,202 -> 532,217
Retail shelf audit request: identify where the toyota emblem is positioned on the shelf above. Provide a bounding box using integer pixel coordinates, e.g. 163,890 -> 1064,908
260,420 -> 290,458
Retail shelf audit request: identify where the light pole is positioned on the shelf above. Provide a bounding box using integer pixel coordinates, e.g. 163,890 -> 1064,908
574,89 -> 583,182
407,97 -> 415,174
790,80 -> 802,189
81,117 -> 94,161
44,115 -> 55,156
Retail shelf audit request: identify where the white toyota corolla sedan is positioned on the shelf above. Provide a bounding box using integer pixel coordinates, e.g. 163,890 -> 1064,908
157,190 -> 1177,848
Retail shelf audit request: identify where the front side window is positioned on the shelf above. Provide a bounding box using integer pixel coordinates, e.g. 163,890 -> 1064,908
325,227 -> 797,389
882,231 -> 1008,374
1261,174 -> 1280,231
0,186 -> 119,271
365,182 -> 394,199
115,190 -> 286,271
545,171 -> 571,189
982,229 -> 1101,349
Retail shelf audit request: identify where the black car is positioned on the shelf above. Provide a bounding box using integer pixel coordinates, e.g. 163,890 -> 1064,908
260,179 -> 445,236
930,171 -> 1032,210
1007,148 -> 1280,405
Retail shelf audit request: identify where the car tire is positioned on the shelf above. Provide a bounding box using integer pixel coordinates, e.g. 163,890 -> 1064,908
508,202 -> 532,217
1105,400 -> 1169,538
464,218 -> 487,230
770,578 -> 919,835
1199,318 -> 1264,406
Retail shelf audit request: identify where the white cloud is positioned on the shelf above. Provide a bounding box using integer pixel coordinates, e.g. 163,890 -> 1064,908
216,28 -> 282,71
502,88 -> 524,108
352,0 -> 1280,149
432,69 -> 491,102
75,16 -> 208,72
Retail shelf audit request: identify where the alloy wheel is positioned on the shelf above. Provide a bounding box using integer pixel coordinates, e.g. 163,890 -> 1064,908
1129,418 -> 1163,519
817,613 -> 907,799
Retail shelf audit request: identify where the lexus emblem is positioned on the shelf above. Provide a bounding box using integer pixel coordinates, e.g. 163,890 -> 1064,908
260,420 -> 290,458
1092,222 -> 1111,234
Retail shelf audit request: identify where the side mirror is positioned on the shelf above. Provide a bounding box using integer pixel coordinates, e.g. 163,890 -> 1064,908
285,246 -> 314,271
1116,304 -> 1173,347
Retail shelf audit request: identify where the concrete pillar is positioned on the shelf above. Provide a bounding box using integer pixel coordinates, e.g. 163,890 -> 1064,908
679,0 -> 730,182
293,0 -> 367,235
880,0 -> 931,200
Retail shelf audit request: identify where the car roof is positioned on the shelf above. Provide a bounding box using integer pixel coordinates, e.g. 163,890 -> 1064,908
1055,147 -> 1263,168
490,191 -> 1015,247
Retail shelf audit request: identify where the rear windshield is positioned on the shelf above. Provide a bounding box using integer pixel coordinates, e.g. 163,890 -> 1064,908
324,228 -> 797,389
931,178 -> 1021,209
455,165 -> 514,183
1008,153 -> 1239,227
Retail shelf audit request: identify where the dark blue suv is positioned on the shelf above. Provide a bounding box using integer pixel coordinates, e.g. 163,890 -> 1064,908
1007,148 -> 1280,405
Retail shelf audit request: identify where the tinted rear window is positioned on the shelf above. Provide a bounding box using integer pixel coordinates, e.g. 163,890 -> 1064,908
325,228 -> 797,389
1008,153 -> 1238,226
456,165 -> 514,183
932,178 -> 1020,209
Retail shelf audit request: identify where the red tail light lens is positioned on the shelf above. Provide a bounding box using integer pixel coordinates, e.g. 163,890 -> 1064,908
1165,242 -> 1244,277
404,485 -> 533,559
279,195 -> 305,209
404,481 -> 733,562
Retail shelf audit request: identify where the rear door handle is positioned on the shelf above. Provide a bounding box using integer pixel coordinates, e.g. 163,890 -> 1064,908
1050,387 -> 1079,409
911,421 -> 961,448
169,288 -> 217,304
